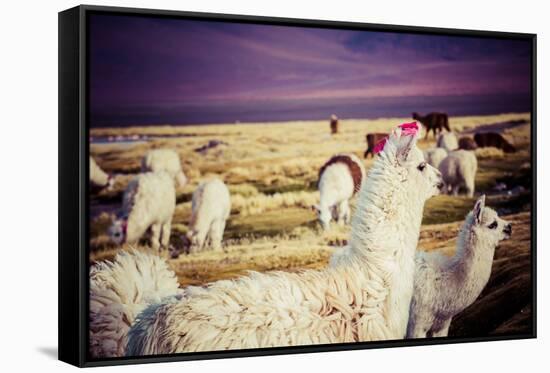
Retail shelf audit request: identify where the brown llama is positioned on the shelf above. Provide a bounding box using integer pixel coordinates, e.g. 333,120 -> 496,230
474,132 -> 516,153
412,112 -> 450,139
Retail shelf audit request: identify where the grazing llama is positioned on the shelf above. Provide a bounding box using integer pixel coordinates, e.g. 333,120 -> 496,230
474,132 -> 516,153
437,132 -> 459,152
423,148 -> 448,169
314,154 -> 365,230
439,150 -> 478,197
412,112 -> 450,139
125,122 -> 443,354
407,196 -> 511,338
185,178 -> 231,253
142,148 -> 188,187
89,250 -> 182,358
90,156 -> 114,190
109,172 -> 176,251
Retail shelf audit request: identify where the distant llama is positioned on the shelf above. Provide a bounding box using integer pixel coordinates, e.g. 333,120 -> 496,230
109,172 -> 176,251
330,114 -> 339,134
142,148 -> 188,187
439,150 -> 478,197
184,179 -> 231,253
313,154 -> 365,230
407,196 -> 512,338
89,250 -> 182,358
474,132 -> 516,153
458,137 -> 478,150
437,132 -> 459,152
90,156 -> 114,190
423,148 -> 448,169
364,133 -> 387,158
412,112 -> 450,139
126,122 -> 443,354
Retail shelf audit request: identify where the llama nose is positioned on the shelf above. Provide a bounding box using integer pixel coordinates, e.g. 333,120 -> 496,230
436,180 -> 445,190
504,224 -> 512,235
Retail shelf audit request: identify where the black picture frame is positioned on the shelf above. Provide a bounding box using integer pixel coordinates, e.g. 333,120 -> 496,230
58,4 -> 537,368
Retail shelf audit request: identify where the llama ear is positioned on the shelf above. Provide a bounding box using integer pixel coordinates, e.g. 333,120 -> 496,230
396,133 -> 417,162
473,195 -> 486,225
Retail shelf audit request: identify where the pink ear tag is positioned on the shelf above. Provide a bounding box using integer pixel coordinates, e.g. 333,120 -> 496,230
398,121 -> 419,136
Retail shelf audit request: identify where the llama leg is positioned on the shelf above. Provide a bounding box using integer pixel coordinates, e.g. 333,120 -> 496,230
338,200 -> 350,225
150,223 -> 161,252
431,318 -> 452,338
452,184 -> 460,196
465,178 -> 475,198
209,219 -> 225,251
196,228 -> 208,253
160,221 -> 172,251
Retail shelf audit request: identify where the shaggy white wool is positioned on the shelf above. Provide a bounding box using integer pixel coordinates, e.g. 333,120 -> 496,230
315,154 -> 366,230
90,156 -> 112,188
126,123 -> 443,354
423,148 -> 448,169
109,172 -> 176,251
89,250 -> 182,358
142,148 -> 187,188
406,196 -> 511,338
439,150 -> 478,197
187,178 -> 231,253
437,132 -> 459,152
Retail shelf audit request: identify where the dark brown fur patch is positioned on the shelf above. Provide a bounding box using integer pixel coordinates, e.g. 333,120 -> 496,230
318,155 -> 363,195
474,132 -> 516,153
458,137 -> 478,150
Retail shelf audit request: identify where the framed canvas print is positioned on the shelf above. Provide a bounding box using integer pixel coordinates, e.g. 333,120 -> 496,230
58,4 -> 537,367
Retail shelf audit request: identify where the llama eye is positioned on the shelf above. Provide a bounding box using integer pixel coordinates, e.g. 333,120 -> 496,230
488,221 -> 498,229
417,162 -> 426,171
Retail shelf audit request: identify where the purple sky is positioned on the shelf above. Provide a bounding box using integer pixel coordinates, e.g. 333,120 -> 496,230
89,14 -> 531,126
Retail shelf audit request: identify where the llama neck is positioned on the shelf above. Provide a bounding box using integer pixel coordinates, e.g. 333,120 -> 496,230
450,218 -> 497,289
347,159 -> 425,337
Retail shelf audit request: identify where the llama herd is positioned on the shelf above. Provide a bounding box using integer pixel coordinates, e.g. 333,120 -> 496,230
92,148 -> 231,254
89,120 -> 513,357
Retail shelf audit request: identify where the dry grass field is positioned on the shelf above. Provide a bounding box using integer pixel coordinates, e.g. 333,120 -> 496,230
89,112 -> 533,337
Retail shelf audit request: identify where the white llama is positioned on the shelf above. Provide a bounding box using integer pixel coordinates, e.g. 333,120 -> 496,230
185,178 -> 231,253
89,250 -> 182,358
142,148 -> 188,188
437,132 -> 458,152
423,148 -> 448,169
109,172 -> 176,251
439,150 -> 478,197
125,122 -> 443,354
407,196 -> 512,338
313,153 -> 366,230
90,156 -> 114,189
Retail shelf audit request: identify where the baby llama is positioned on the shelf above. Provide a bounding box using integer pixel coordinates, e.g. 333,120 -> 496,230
89,250 -> 182,358
314,153 -> 366,230
109,172 -> 176,252
406,196 -> 512,338
439,150 -> 478,197
125,122 -> 443,354
185,178 -> 231,253
90,156 -> 114,190
142,148 -> 188,188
